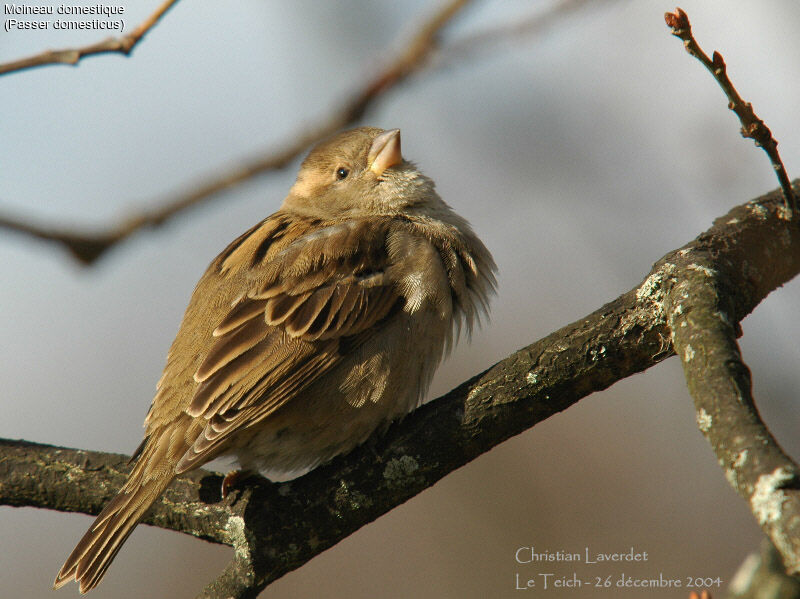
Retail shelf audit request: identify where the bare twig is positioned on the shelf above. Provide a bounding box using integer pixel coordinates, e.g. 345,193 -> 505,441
0,0 -> 180,76
3,182 -> 800,596
0,0 -> 599,266
430,0 -> 601,69
0,212 -> 121,264
664,7 -> 797,219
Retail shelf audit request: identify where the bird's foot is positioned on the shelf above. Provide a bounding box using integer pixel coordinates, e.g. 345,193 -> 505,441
221,469 -> 255,499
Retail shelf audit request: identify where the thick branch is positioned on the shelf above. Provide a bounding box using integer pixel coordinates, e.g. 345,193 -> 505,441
663,205 -> 800,572
0,439 -> 229,543
0,0 -> 180,76
3,183 -> 799,597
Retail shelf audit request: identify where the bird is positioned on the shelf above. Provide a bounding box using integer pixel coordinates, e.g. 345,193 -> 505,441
54,126 -> 496,593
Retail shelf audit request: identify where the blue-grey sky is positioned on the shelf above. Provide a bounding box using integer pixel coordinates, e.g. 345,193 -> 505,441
2,1 -> 800,597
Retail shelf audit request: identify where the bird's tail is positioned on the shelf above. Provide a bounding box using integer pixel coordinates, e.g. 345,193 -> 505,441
53,471 -> 173,593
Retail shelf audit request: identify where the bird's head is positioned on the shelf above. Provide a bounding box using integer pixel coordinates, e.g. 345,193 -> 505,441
283,127 -> 438,219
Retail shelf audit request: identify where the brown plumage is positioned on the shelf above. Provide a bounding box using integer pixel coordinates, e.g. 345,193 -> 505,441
54,127 -> 496,593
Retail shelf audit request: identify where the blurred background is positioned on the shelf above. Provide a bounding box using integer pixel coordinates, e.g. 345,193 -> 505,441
2,1 -> 799,597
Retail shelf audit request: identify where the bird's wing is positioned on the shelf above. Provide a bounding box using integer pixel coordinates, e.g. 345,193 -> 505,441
174,217 -> 403,473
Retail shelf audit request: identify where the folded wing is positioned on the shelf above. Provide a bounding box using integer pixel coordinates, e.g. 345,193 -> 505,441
175,217 -> 403,472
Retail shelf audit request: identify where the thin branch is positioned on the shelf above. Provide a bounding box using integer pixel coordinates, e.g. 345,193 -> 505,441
3,183 -> 800,597
0,212 -> 120,265
430,0 -> 603,69
0,0 -> 600,265
664,7 -> 797,218
0,0 -> 180,76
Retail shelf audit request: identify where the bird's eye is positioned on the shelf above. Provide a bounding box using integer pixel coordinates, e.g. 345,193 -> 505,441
335,167 -> 349,180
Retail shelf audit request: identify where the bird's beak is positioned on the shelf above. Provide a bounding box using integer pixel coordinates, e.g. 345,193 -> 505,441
368,129 -> 402,176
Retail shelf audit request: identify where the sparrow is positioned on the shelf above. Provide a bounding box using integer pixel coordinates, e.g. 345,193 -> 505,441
54,127 -> 496,593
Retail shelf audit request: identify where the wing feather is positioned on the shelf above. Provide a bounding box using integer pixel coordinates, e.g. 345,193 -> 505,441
264,290 -> 313,325
194,313 -> 270,383
213,298 -> 268,337
283,285 -> 337,337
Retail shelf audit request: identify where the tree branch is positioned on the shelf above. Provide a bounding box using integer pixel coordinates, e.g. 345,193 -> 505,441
429,0 -> 603,70
664,7 -> 797,218
3,182 -> 799,596
663,210 -> 800,573
0,0 -> 181,76
0,439 -> 228,544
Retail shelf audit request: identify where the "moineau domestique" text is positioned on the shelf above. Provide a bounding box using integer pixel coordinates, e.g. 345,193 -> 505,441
4,4 -> 124,16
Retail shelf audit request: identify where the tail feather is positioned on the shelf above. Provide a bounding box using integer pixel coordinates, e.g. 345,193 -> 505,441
53,475 -> 172,593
